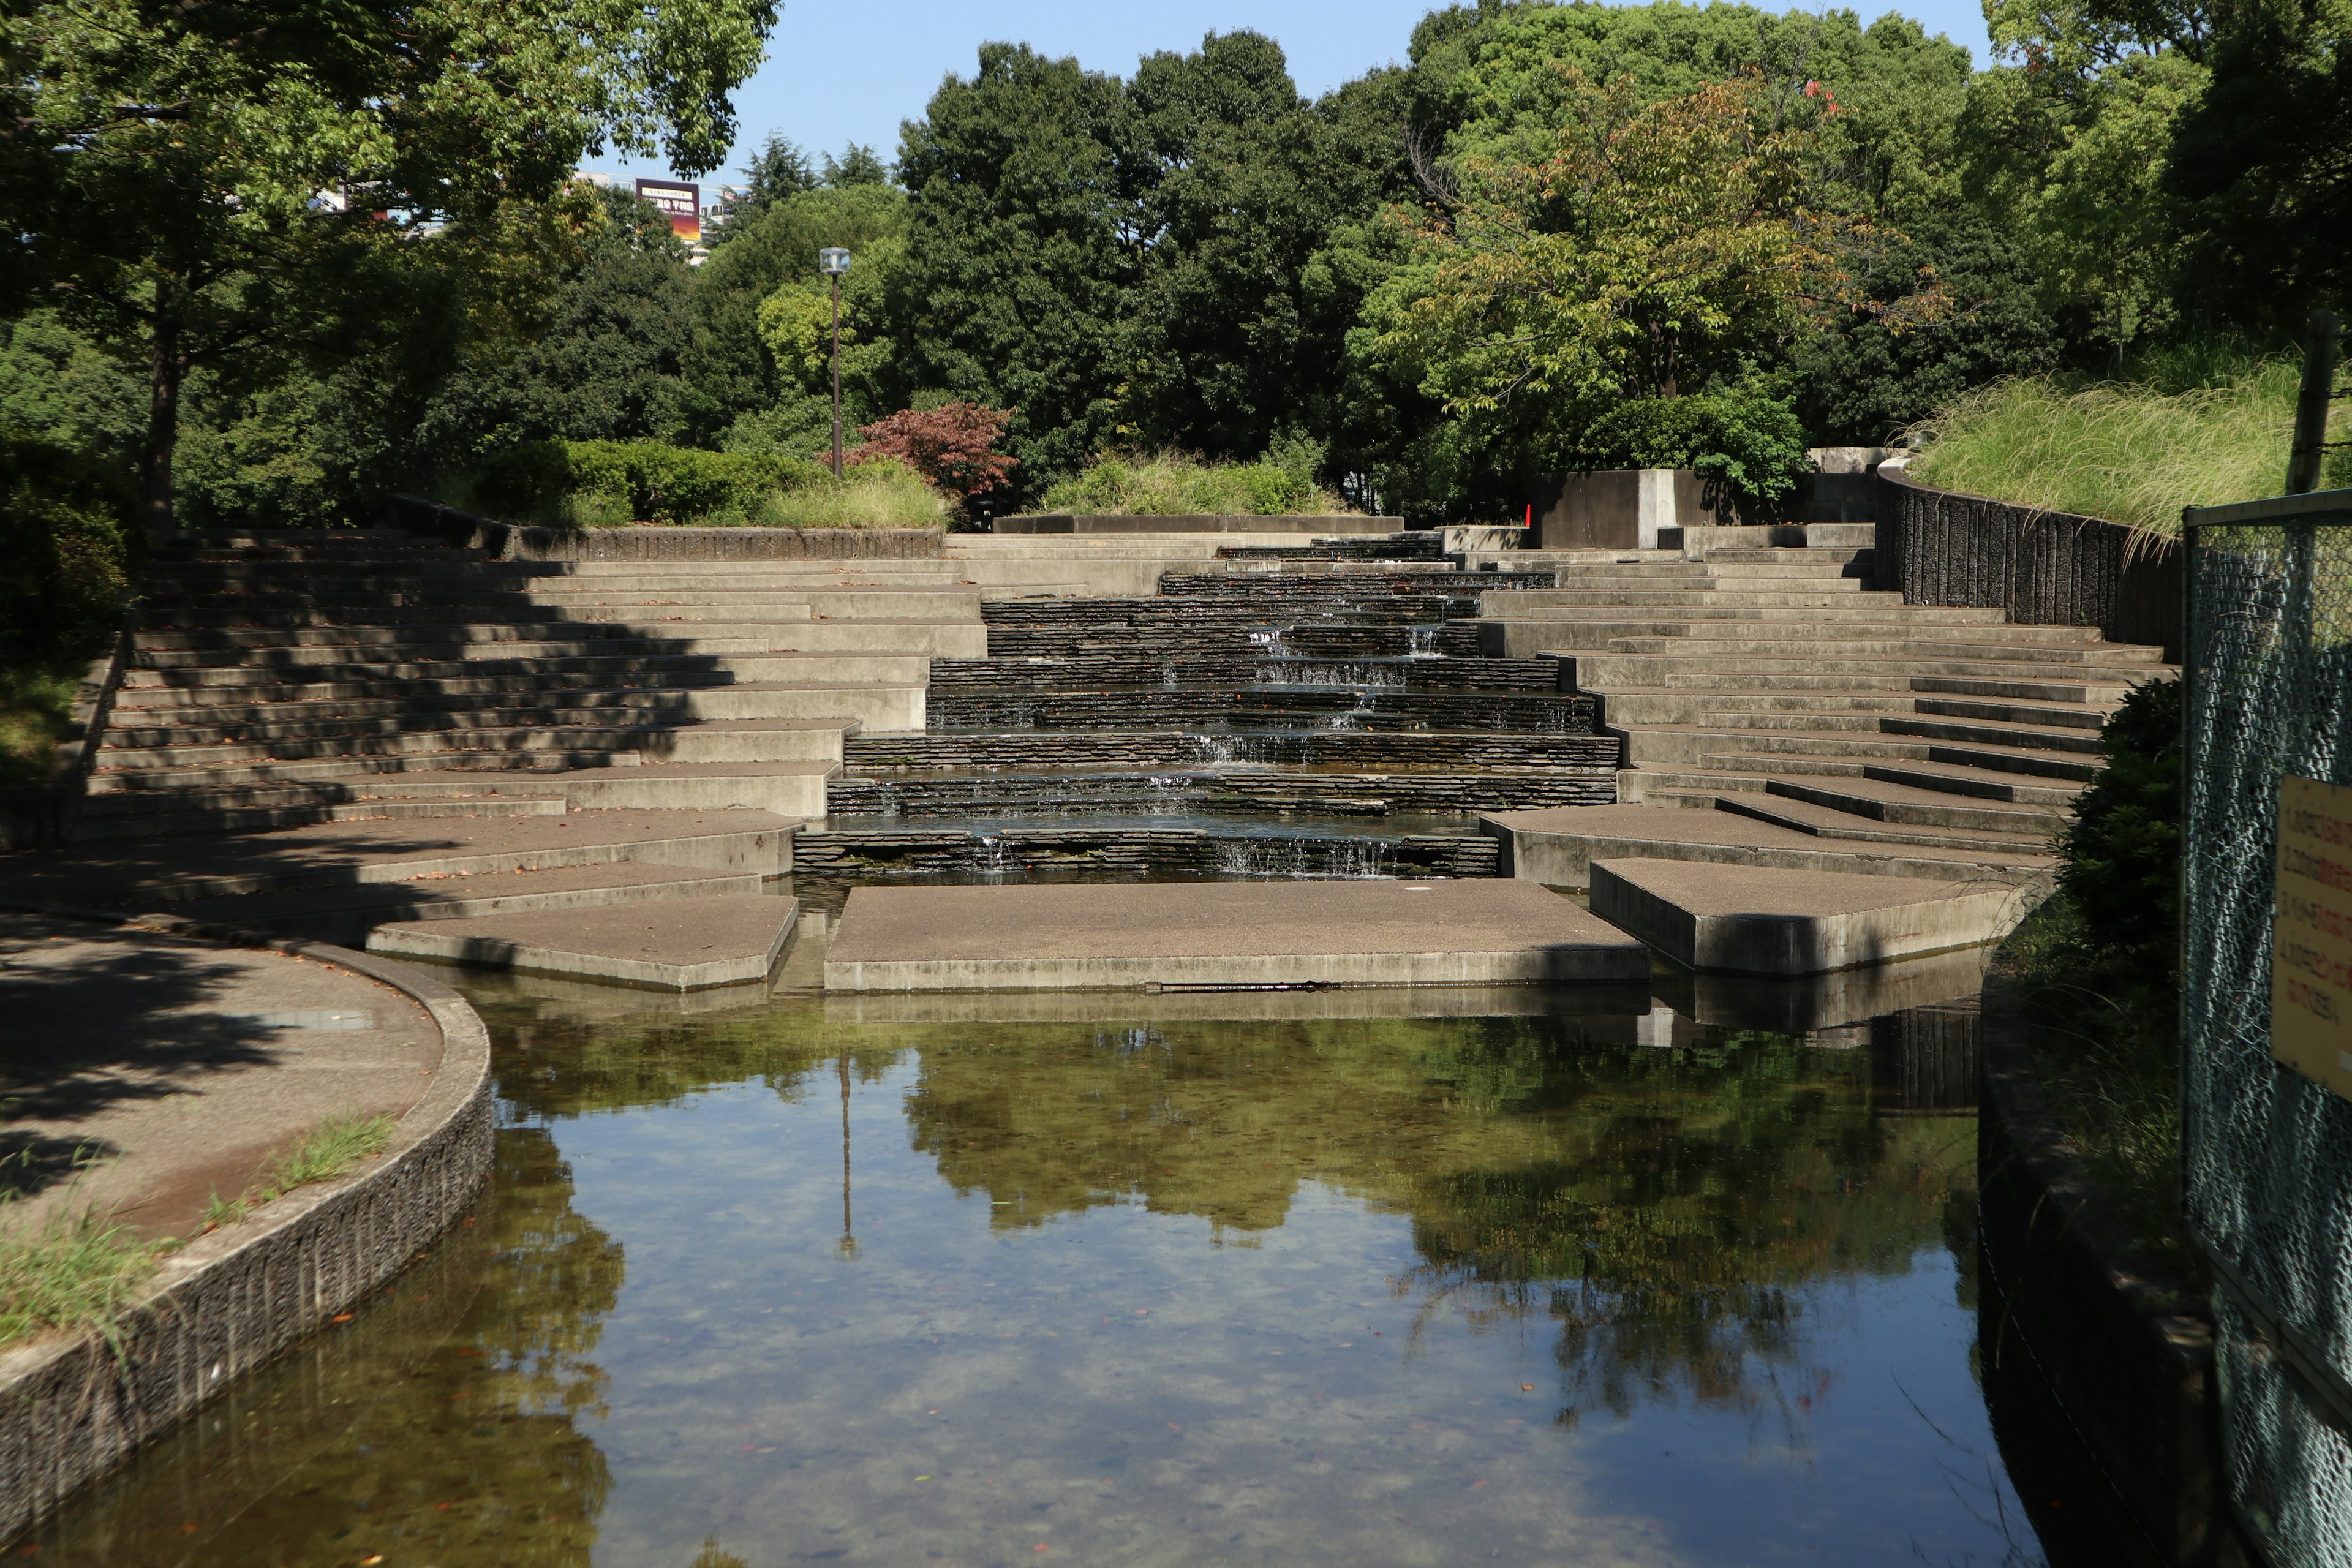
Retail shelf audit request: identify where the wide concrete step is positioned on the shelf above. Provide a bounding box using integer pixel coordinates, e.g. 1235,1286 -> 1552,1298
1522,620 -> 2116,651
1600,635 -> 2164,662
92,706 -> 900,773
1594,690 -> 1919,723
1480,803 -> 2052,889
1558,653 -> 2175,686
134,635 -> 774,666
767,620 -> 989,656
1879,714 -> 2105,753
13,810 -> 799,905
1754,774 -> 2073,834
1698,790 -> 2055,854
68,791 -> 573,840
164,862 -> 769,946
1621,723 -> 2098,780
1690,751 -> 2084,807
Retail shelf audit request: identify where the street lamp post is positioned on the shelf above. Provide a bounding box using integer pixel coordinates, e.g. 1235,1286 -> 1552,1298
818,247 -> 853,478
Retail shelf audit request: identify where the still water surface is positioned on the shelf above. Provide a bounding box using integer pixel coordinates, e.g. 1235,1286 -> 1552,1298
31,976 -> 2043,1567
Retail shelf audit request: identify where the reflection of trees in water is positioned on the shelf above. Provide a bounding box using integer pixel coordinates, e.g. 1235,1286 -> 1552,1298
900,1015 -> 1973,1422
473,993 -> 902,1125
56,1123 -> 631,1567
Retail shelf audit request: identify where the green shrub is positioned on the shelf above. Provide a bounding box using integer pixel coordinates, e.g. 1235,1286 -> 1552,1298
1908,360 -> 2299,536
1562,393 -> 1813,507
2058,676 -> 2182,971
471,439 -> 827,526
0,435 -> 135,659
1040,445 -> 1348,516
760,458 -> 948,529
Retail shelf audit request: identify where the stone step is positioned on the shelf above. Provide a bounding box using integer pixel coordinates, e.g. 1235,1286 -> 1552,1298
1754,773 -> 2074,834
1513,620 -> 2116,651
1690,751 -> 2084,807
92,709 -> 897,774
1704,547 -> 1873,564
163,862 -> 771,946
68,792 -> 573,840
81,757 -> 839,819
1480,802 -> 2053,890
1599,634 -> 2165,663
1558,652 -> 2176,687
13,810 -> 798,905
133,635 -> 775,666
1879,713 -> 2106,753
823,767 -> 1613,817
1696,790 -> 2055,854
1622,723 -> 2098,781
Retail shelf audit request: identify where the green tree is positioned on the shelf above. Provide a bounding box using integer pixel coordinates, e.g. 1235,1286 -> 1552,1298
423,190 -> 696,462
2,0 -> 776,527
2164,0 -> 2352,328
891,43 -> 1142,496
1117,36 -> 1414,470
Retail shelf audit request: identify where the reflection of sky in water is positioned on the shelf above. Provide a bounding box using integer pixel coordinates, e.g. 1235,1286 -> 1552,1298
26,1005 -> 2029,1568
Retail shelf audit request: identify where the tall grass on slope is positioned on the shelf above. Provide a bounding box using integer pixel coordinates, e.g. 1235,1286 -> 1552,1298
1909,360 -> 2304,538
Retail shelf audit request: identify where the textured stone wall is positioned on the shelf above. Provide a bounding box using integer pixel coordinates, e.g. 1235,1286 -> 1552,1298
1878,469 -> 2184,657
0,943 -> 494,1544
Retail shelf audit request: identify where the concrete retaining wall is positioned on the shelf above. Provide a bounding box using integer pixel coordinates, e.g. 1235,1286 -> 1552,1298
0,935 -> 494,1543
386,495 -> 944,560
1977,976 -> 2242,1566
1878,465 -> 2183,658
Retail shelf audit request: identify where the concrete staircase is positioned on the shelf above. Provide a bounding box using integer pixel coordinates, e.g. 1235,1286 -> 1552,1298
13,529 -> 984,947
1474,541 -> 2172,892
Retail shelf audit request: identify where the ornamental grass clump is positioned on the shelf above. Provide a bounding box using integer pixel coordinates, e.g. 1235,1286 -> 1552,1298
205,1112 -> 397,1230
1042,443 -> 1346,516
0,1203 -> 173,1353
1909,359 -> 2305,538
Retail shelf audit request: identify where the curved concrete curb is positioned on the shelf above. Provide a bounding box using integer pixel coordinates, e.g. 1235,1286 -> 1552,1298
1976,974 -> 2246,1567
0,929 -> 494,1544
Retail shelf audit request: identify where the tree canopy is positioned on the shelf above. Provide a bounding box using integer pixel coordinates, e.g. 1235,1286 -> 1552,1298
5,0 -> 2340,529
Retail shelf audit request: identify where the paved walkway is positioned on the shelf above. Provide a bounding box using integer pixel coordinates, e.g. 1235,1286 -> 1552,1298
0,910 -> 447,1239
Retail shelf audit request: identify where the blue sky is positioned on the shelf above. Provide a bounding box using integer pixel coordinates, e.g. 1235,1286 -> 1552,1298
591,0 -> 2000,188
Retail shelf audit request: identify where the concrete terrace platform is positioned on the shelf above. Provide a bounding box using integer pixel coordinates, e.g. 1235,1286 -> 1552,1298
822,880 -> 1648,992
369,892 -> 799,990
1589,858 -> 2029,975
0,908 -> 447,1239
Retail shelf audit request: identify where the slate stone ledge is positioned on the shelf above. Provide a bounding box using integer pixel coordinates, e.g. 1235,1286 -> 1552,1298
1876,464 -> 2182,658
1977,973 -> 2245,1567
386,495 -> 944,560
0,911 -> 494,1545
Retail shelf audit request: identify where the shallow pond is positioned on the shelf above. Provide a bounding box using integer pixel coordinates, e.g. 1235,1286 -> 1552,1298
29,973 -> 2075,1567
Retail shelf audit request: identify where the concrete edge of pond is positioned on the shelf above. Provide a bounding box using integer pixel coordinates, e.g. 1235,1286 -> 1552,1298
1975,973 -> 2249,1568
0,904 -> 494,1547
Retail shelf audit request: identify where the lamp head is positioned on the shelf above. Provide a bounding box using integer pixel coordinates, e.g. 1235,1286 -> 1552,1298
818,247 -> 852,276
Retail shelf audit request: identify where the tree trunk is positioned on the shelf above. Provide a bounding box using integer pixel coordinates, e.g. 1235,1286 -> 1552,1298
141,312 -> 182,533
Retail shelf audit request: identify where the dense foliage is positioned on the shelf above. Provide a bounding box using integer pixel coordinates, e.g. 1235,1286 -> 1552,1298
2059,676 -> 2182,971
2,0 -> 2341,529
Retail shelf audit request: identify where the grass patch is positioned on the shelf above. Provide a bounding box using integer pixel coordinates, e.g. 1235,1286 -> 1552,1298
205,1113 -> 398,1229
1906,356 -> 2329,539
468,440 -> 947,529
0,650 -> 89,786
1995,895 -> 2192,1276
1041,447 -> 1348,516
0,1202 -> 175,1353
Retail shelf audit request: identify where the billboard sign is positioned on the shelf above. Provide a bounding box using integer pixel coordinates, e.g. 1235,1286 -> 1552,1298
635,178 -> 701,243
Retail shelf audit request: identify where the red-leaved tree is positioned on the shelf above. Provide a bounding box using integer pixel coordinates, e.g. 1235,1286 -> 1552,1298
850,402 -> 1019,502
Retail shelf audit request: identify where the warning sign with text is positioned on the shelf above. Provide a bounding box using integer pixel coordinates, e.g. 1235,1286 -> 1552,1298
2273,774 -> 2352,1099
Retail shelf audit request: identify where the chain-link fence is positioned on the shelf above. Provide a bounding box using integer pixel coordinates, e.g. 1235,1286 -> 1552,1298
2182,491 -> 2352,1566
